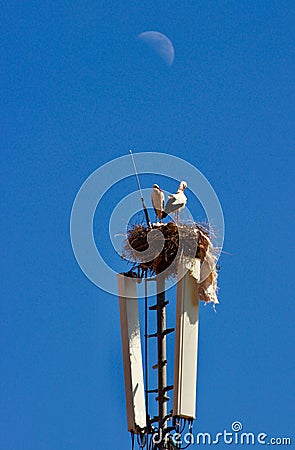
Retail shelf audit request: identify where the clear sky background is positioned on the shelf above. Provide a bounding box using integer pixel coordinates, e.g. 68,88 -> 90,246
1,1 -> 294,449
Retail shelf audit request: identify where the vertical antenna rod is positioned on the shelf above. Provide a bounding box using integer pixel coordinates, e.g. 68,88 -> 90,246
129,149 -> 151,229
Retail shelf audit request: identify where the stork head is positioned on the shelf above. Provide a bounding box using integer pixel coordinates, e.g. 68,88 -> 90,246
152,184 -> 161,191
179,181 -> 187,191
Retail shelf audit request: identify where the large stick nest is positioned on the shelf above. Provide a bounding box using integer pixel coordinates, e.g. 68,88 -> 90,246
122,222 -> 219,304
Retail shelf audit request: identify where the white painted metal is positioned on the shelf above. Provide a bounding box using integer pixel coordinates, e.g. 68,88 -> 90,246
173,259 -> 201,419
118,274 -> 147,432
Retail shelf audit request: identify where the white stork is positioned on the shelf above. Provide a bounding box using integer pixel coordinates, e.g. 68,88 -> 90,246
151,184 -> 165,223
162,181 -> 187,223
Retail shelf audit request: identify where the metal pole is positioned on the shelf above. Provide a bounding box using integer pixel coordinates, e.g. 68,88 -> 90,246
144,276 -> 149,441
129,149 -> 151,229
156,275 -> 167,448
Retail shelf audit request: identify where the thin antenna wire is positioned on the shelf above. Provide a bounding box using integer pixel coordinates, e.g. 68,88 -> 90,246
129,149 -> 151,229
130,149 -> 144,199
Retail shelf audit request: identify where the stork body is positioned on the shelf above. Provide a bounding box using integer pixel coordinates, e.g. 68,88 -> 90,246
162,181 -> 187,223
151,184 -> 165,223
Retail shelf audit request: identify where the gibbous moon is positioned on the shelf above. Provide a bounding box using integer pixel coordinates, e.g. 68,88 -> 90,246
137,31 -> 175,66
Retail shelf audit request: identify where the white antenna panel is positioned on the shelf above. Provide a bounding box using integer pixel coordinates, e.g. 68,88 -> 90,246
118,274 -> 146,432
173,259 -> 200,419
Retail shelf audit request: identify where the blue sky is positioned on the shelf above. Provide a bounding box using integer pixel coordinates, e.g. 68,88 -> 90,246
1,1 -> 294,449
